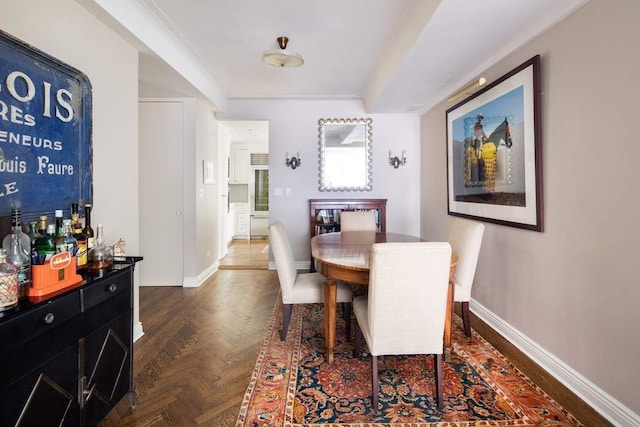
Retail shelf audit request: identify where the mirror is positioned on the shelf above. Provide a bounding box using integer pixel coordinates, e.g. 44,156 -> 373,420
318,118 -> 373,191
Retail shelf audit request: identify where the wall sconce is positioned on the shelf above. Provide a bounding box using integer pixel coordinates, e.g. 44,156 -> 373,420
285,152 -> 301,169
389,150 -> 406,169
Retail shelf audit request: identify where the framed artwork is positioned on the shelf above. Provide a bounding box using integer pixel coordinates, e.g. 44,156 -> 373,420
446,55 -> 543,231
203,160 -> 214,185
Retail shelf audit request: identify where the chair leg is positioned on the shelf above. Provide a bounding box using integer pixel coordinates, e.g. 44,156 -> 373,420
343,302 -> 351,341
280,303 -> 292,341
353,318 -> 361,358
461,301 -> 472,337
371,355 -> 379,413
434,354 -> 443,409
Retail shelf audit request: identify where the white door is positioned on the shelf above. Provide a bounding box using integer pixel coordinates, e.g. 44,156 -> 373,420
139,101 -> 184,286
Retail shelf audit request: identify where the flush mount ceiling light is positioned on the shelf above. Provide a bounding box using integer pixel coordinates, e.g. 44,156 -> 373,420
262,36 -> 304,67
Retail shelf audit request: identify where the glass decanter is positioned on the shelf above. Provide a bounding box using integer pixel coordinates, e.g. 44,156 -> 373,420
87,224 -> 113,270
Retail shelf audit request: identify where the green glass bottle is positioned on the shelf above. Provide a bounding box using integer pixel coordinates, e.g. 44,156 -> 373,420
36,224 -> 56,263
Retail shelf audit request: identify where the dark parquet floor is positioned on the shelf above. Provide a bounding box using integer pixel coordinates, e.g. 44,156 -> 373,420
101,269 -> 279,426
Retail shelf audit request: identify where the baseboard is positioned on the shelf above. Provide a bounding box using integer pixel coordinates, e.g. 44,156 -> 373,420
183,262 -> 219,288
133,321 -> 144,343
471,300 -> 639,426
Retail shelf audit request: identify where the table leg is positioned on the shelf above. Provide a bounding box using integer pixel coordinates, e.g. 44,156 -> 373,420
444,280 -> 454,362
323,279 -> 337,364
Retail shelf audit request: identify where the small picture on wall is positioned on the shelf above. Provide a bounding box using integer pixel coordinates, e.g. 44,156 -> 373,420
203,160 -> 215,185
446,55 -> 543,231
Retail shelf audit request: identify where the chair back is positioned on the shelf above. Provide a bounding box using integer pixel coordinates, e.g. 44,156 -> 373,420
447,219 -> 485,301
340,211 -> 377,232
367,242 -> 451,356
268,221 -> 297,298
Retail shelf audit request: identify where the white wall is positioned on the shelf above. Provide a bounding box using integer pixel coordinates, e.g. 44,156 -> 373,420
219,99 -> 421,265
1,0 -> 141,335
420,0 -> 639,423
195,100 -> 221,278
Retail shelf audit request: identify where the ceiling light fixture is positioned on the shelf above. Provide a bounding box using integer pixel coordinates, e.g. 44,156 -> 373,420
262,36 -> 304,67
448,77 -> 486,102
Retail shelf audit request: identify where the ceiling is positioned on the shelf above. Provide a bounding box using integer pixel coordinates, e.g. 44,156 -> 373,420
83,0 -> 587,117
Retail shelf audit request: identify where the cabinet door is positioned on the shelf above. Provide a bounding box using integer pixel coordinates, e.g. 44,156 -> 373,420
230,148 -> 249,183
81,310 -> 132,426
0,343 -> 79,426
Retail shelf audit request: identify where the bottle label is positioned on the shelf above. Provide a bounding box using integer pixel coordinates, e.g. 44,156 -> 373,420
57,242 -> 75,254
76,241 -> 88,268
87,237 -> 96,249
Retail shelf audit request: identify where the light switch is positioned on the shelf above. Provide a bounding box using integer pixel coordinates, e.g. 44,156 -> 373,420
274,187 -> 283,196
286,188 -> 292,196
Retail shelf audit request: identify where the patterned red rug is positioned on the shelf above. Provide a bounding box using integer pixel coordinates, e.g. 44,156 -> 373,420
236,300 -> 581,426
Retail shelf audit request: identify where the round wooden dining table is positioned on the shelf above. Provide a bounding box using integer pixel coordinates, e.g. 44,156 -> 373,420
311,231 -> 458,364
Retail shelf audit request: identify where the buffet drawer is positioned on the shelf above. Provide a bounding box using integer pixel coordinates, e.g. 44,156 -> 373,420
0,292 -> 80,351
80,270 -> 131,312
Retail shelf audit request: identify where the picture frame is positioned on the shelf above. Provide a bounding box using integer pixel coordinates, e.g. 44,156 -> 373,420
446,55 -> 543,231
203,160 -> 215,185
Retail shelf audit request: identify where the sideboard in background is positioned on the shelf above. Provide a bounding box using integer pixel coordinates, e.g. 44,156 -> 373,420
308,199 -> 387,272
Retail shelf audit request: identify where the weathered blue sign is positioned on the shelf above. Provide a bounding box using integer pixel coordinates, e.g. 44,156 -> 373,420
0,30 -> 92,221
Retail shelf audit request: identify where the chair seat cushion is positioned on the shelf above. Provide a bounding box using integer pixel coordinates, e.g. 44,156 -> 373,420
282,272 -> 352,304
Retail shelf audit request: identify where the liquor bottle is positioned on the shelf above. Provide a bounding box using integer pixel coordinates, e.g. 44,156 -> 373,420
87,224 -> 113,270
37,215 -> 48,236
56,219 -> 77,254
2,208 -> 31,257
83,203 -> 95,250
28,221 -> 42,265
73,219 -> 88,271
53,209 -> 64,251
71,203 -> 80,229
54,209 -> 64,238
36,224 -> 56,263
7,230 -> 31,300
0,249 -> 18,311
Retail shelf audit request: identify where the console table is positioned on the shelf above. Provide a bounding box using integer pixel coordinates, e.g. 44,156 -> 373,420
0,257 -> 142,426
309,199 -> 386,272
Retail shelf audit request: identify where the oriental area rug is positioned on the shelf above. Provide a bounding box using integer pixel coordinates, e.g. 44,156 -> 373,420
236,300 -> 581,427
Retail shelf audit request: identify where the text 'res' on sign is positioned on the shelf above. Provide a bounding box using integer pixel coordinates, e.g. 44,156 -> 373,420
0,30 -> 92,221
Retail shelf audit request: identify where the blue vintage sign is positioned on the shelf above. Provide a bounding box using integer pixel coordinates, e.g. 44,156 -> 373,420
0,30 -> 92,221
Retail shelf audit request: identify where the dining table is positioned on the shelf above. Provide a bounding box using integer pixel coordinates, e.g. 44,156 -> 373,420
311,231 -> 458,364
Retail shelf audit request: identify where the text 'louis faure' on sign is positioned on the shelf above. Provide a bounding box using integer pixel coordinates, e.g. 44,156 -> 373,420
0,30 -> 92,221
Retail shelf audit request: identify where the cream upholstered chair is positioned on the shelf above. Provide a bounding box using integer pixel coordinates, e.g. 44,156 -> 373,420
447,218 -> 485,337
340,210 -> 377,232
353,242 -> 452,411
269,221 -> 352,341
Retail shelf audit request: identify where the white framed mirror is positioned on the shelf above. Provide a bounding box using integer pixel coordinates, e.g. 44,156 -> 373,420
318,118 -> 373,191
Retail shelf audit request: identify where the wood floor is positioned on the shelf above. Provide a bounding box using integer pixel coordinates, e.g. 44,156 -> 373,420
218,238 -> 269,270
101,242 -> 610,426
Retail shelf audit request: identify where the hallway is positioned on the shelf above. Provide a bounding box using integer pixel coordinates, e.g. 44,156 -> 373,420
218,238 -> 269,270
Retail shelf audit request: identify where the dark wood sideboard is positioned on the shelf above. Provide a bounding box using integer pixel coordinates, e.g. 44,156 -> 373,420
0,257 -> 142,426
308,199 -> 387,272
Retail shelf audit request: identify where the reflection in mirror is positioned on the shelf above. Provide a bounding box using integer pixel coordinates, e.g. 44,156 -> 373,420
318,118 -> 373,191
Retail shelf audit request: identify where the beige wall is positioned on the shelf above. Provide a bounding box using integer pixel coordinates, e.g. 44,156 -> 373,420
1,0 -> 141,333
220,98 -> 422,266
421,0 -> 639,419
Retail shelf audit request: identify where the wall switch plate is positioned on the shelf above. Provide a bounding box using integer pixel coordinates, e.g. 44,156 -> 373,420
274,187 -> 283,196
286,188 -> 292,196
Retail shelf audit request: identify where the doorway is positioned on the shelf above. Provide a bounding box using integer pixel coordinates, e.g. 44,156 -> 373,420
218,120 -> 269,270
218,238 -> 268,270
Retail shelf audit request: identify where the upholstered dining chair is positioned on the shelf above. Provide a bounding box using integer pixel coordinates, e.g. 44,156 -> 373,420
340,210 -> 377,232
269,221 -> 353,341
353,242 -> 452,411
447,218 -> 485,337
